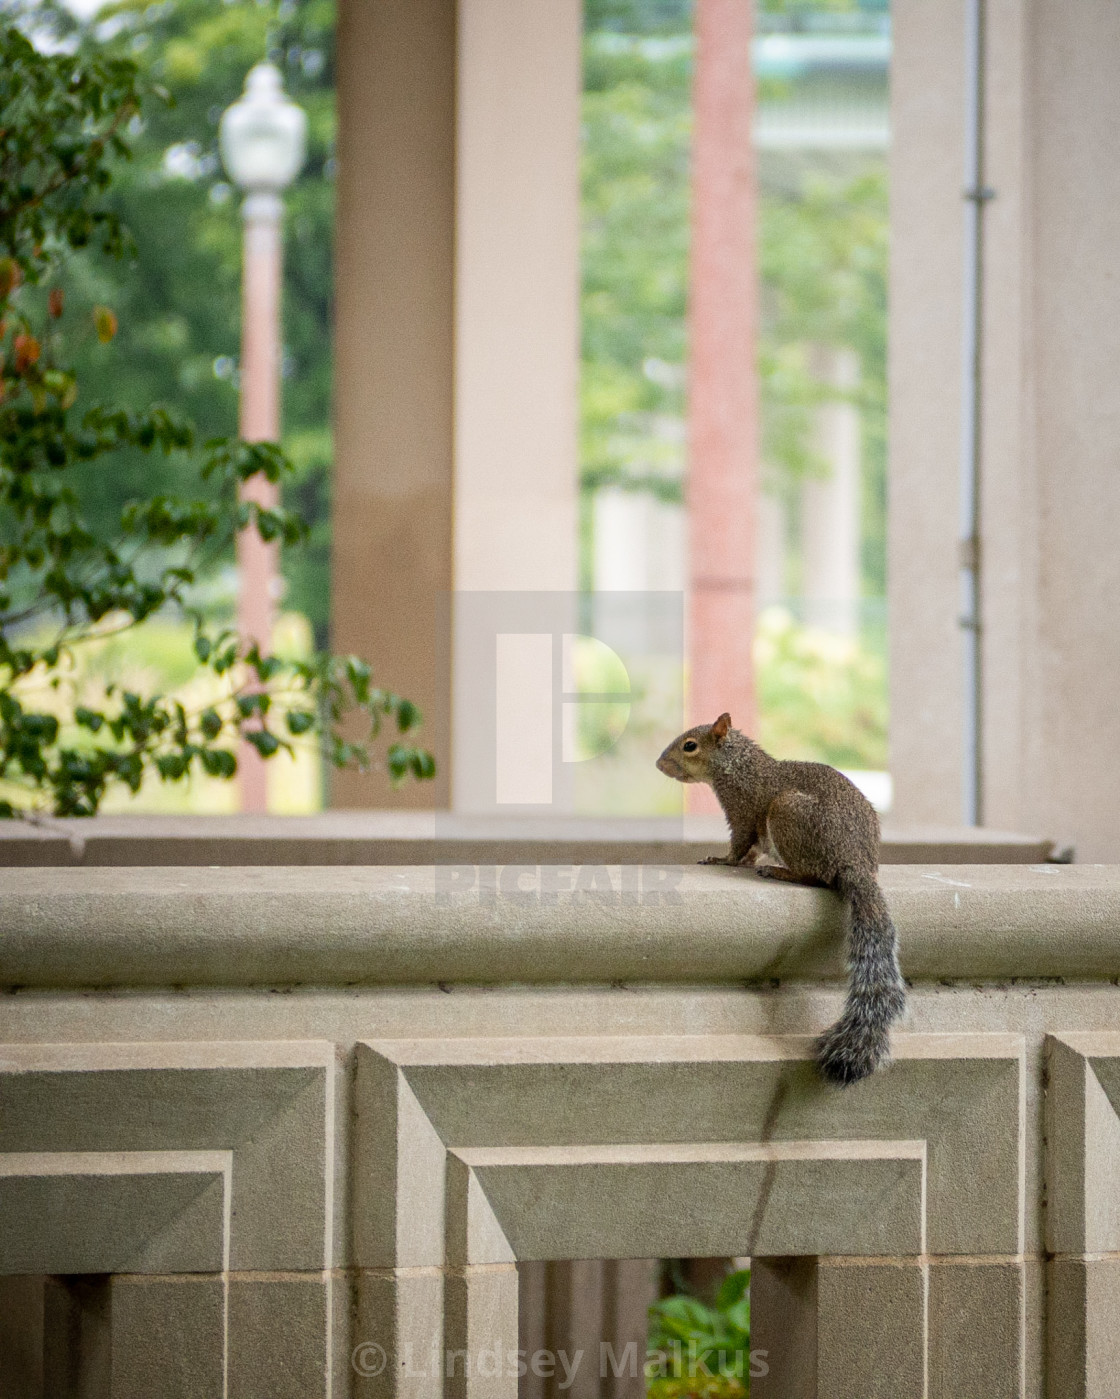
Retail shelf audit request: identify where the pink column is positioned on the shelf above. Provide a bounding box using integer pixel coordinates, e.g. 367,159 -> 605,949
687,0 -> 758,744
236,192 -> 283,812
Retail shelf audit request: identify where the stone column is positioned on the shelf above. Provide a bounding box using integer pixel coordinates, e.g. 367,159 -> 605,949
332,0 -> 456,809
889,0 -> 1120,858
518,1260 -> 658,1399
449,0 -> 582,813
452,0 -> 581,598
236,190 -> 285,814
686,0 -> 759,735
0,1275 -> 44,1397
332,0 -> 580,810
888,0 -> 968,829
801,348 -> 861,637
750,1256 -> 926,1399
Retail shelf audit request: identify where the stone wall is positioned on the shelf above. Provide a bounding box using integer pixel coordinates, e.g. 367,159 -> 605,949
2,863 -> 1119,1397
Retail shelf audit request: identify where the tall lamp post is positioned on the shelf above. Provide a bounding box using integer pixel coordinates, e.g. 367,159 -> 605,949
219,63 -> 307,813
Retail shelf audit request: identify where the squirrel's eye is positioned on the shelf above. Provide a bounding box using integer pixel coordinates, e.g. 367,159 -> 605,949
682,740 -> 699,753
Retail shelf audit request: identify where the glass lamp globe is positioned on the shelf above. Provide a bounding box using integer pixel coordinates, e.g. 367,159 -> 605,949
219,63 -> 307,194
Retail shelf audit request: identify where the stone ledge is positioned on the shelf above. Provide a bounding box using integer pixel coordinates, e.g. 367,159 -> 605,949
0,811 -> 1058,867
0,863 -> 1116,989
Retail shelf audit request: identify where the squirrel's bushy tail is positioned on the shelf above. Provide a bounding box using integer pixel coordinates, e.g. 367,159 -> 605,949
815,868 -> 906,1086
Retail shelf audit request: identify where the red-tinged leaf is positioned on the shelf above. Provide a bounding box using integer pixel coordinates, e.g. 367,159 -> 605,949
0,258 -> 20,301
13,333 -> 40,371
93,306 -> 118,343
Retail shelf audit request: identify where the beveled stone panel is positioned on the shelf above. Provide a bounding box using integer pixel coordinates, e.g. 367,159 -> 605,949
0,1041 -> 334,1273
356,1033 -> 1024,1265
447,1141 -> 925,1263
1045,1034 -> 1120,1399
0,1150 -> 229,1276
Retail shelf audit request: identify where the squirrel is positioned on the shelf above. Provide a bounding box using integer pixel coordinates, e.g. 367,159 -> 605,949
656,712 -> 905,1086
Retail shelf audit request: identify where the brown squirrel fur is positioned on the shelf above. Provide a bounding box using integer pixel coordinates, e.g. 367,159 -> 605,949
656,712 -> 906,1085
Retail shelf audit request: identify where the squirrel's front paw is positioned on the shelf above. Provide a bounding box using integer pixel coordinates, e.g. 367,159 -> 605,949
698,855 -> 729,865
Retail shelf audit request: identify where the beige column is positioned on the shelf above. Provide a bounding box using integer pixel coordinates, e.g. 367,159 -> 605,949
756,493 -> 785,611
331,0 -> 456,809
332,0 -> 581,811
449,0 -> 582,812
888,0 -> 968,828
889,0 -> 1120,858
801,348 -> 861,637
452,0 -> 581,596
518,1260 -> 658,1399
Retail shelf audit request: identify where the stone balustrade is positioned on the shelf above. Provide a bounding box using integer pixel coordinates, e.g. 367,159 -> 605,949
0,812 -> 1059,868
1,861 -> 1118,1398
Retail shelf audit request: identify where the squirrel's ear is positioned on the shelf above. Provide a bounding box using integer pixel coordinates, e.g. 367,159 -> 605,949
711,713 -> 732,741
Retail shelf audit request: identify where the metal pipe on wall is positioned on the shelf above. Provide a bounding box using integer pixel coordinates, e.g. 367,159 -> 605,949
959,0 -> 992,826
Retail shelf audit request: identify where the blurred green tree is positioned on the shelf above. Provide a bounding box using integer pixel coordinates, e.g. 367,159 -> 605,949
580,0 -> 889,600
15,0 -> 335,642
0,20 -> 432,816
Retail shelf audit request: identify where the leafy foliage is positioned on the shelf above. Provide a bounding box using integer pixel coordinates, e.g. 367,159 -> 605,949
581,26 -> 691,530
647,1268 -> 753,1399
755,606 -> 887,769
759,167 -> 888,594
10,0 -> 336,641
0,23 -> 432,817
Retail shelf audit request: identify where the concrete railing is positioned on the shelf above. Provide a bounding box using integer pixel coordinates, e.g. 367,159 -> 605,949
1,862 -> 1118,1399
0,811 -> 1060,867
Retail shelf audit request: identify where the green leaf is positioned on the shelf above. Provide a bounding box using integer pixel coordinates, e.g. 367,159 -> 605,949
715,1270 -> 750,1312
235,693 -> 269,719
155,753 -> 188,780
244,729 -> 280,758
200,748 -> 237,779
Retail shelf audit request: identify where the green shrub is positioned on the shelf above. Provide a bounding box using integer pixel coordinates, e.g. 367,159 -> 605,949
647,1268 -> 752,1399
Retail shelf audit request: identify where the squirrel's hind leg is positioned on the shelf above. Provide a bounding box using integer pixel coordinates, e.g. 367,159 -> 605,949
763,790 -> 836,885
756,864 -> 828,888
